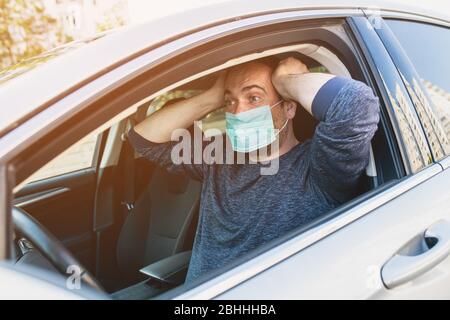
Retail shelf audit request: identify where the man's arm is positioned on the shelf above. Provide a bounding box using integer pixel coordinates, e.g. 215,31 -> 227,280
128,73 -> 226,181
273,57 -> 380,203
134,73 -> 225,143
271,57 -> 336,115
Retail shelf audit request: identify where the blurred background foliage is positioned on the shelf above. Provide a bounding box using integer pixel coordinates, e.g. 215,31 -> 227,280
0,0 -> 70,69
0,0 -> 129,71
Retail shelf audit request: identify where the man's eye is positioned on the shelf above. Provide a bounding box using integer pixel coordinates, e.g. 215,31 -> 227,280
250,96 -> 261,103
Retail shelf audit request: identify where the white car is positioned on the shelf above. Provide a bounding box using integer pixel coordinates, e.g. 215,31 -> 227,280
0,0 -> 450,300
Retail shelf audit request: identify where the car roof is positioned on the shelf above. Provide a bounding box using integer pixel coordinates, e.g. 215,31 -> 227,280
0,0 -> 448,136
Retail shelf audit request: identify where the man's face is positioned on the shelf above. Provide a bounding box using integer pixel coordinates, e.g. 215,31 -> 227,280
224,61 -> 292,139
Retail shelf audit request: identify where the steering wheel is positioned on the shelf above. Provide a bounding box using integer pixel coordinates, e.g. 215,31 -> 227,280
12,206 -> 104,293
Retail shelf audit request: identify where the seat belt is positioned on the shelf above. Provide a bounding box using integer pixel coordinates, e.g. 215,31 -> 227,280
121,132 -> 135,216
120,106 -> 149,217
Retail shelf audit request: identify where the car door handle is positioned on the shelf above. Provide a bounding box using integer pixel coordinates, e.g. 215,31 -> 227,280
381,220 -> 450,289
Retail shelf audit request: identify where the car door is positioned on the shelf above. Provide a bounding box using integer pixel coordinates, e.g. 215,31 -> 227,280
169,15 -> 450,300
370,15 -> 450,298
12,131 -> 105,271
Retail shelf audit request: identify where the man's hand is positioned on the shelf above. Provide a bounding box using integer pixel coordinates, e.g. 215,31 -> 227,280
271,57 -> 335,115
135,72 -> 227,143
203,71 -> 226,110
272,57 -> 309,100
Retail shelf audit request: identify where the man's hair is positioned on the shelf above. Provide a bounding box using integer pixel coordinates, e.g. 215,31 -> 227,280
253,56 -> 280,73
228,56 -> 280,75
225,56 -> 280,84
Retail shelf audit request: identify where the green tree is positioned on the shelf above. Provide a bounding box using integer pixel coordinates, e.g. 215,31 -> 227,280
0,0 -> 71,70
96,1 -> 128,33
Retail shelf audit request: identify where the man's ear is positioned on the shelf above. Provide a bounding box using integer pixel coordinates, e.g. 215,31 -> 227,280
283,100 -> 297,119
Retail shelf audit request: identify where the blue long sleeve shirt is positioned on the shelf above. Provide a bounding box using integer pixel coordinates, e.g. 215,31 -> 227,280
127,76 -> 380,282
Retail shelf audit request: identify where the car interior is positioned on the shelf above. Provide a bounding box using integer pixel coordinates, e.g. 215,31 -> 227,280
10,41 -> 398,299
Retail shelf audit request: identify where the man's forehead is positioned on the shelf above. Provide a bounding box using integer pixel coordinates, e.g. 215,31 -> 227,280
225,62 -> 273,92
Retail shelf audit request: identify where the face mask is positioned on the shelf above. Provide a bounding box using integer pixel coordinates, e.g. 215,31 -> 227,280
225,100 -> 288,153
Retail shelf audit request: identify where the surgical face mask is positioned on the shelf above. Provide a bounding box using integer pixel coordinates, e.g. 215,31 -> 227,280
225,100 -> 288,153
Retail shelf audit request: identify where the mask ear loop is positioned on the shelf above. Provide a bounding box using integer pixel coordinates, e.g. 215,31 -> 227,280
269,99 -> 283,110
270,100 -> 289,136
269,117 -> 288,157
278,119 -> 289,133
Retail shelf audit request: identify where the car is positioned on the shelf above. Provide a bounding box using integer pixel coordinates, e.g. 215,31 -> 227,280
0,0 -> 449,300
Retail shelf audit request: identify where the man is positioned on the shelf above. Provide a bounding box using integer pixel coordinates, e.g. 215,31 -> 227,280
128,57 -> 380,282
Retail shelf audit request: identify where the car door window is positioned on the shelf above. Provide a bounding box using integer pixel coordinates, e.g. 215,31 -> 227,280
25,133 -> 98,183
386,19 -> 450,159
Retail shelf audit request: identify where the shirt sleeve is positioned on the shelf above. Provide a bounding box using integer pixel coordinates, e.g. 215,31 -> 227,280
308,76 -> 381,203
127,126 -> 206,181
